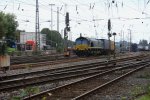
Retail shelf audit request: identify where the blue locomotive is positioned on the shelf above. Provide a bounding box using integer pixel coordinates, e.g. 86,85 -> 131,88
73,36 -> 115,56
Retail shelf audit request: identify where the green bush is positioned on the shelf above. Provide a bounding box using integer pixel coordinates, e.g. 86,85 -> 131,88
0,42 -> 7,55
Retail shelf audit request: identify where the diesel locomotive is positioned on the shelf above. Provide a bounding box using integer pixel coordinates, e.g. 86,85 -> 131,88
73,36 -> 114,56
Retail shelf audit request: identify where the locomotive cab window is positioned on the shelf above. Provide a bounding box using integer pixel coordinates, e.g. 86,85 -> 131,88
75,38 -> 88,45
75,39 -> 82,45
82,39 -> 88,44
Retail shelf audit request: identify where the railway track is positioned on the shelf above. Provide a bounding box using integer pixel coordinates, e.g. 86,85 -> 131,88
9,55 -> 121,70
23,60 -> 150,100
0,54 -> 149,92
3,55 -> 109,71
9,55 -> 109,70
11,52 -> 136,64
11,52 -> 138,65
1,53 -> 76,71
0,54 -> 146,81
10,57 -> 87,70
0,59 -> 136,92
10,54 -> 76,64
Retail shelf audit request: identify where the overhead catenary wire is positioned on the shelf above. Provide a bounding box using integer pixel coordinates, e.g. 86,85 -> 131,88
0,0 -> 149,41
1,0 -> 148,23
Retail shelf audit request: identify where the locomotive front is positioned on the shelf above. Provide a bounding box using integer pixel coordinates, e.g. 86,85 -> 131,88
74,37 -> 89,56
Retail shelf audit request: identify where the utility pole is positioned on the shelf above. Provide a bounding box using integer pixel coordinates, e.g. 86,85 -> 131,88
49,4 -> 55,30
129,29 -> 132,52
108,19 -> 112,60
49,4 -> 55,48
35,0 -> 40,51
123,30 -> 124,53
113,32 -> 116,59
64,12 -> 70,56
57,7 -> 59,32
56,7 -> 59,48
120,30 -> 122,53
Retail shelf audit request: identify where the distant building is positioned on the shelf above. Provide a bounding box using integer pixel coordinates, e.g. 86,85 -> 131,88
20,32 -> 46,50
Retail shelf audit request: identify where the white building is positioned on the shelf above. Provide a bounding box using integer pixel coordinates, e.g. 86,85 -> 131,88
20,32 -> 46,50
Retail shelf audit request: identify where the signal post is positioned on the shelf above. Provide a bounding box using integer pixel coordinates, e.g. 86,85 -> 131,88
64,12 -> 70,56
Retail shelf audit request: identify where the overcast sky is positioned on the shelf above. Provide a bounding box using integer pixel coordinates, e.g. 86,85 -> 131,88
0,0 -> 150,43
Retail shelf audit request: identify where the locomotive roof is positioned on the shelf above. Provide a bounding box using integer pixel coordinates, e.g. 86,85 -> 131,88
76,36 -> 115,42
76,36 -> 99,41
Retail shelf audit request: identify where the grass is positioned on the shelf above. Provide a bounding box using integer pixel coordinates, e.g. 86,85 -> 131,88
136,71 -> 150,81
137,74 -> 150,79
136,95 -> 150,100
134,84 -> 150,100
12,86 -> 39,100
7,47 -> 16,53
131,86 -> 144,96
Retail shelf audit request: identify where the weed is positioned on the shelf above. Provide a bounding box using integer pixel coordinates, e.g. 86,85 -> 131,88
12,86 -> 39,100
137,72 -> 150,79
131,86 -> 144,97
121,96 -> 127,100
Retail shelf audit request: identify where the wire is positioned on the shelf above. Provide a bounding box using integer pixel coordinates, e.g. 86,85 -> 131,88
1,0 -> 150,37
117,0 -> 149,15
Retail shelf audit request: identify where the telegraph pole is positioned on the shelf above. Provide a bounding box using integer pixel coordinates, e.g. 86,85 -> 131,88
35,0 -> 40,51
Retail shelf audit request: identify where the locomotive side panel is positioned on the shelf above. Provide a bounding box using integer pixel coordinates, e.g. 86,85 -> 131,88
104,40 -> 109,50
89,39 -> 103,49
100,39 -> 109,50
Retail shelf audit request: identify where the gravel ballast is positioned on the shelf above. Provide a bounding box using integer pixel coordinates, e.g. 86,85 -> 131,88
86,66 -> 150,100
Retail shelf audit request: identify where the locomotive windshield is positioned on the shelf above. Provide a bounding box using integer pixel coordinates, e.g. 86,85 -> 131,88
75,38 -> 88,45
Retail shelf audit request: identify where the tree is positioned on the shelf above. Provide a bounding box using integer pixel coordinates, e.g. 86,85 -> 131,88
139,39 -> 148,46
0,12 -> 7,39
5,13 -> 18,40
0,12 -> 18,40
0,12 -> 18,56
41,28 -> 64,52
41,28 -> 74,52
41,28 -> 62,47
